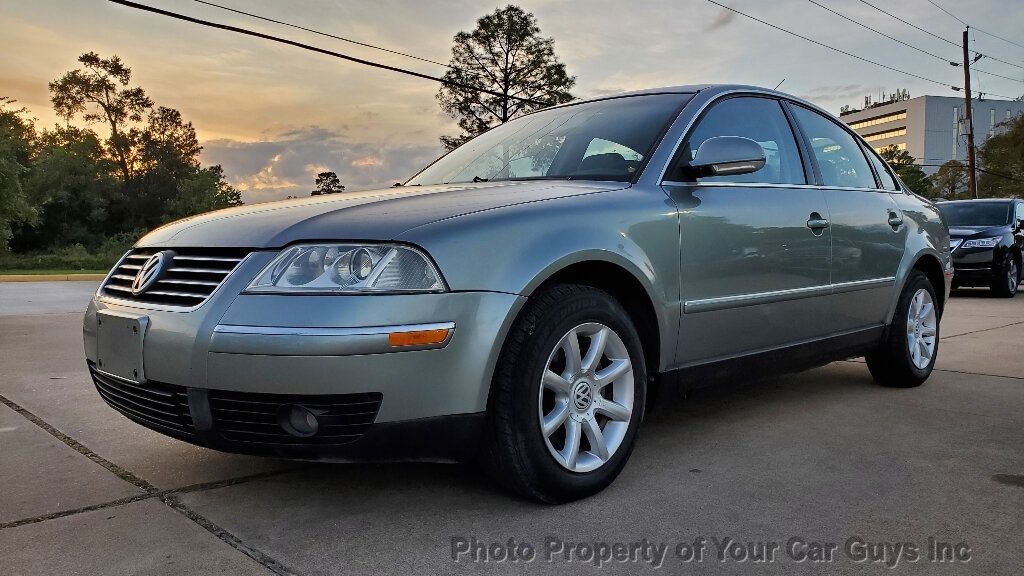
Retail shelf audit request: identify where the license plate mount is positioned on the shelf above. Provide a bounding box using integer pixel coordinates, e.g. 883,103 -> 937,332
96,310 -> 149,383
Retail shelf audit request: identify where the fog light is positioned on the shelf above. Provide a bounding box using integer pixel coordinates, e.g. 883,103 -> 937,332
277,404 -> 319,437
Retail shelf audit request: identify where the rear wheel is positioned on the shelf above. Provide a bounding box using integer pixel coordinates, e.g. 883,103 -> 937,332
481,284 -> 646,503
865,270 -> 938,388
990,254 -> 1019,298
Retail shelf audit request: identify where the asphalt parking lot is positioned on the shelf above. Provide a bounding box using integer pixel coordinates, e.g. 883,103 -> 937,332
1,282 -> 1022,575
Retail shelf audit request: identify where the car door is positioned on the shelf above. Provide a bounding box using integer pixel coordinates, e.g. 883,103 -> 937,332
787,104 -> 907,330
661,96 -> 833,365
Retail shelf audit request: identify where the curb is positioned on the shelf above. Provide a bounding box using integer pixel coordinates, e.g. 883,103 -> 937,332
0,273 -> 107,282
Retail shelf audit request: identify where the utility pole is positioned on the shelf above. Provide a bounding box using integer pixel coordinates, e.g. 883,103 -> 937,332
962,27 -> 979,199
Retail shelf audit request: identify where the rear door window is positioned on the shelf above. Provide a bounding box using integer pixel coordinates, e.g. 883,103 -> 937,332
791,105 -> 877,189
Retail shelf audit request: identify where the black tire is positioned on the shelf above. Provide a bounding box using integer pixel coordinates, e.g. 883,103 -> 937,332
990,253 -> 1019,298
480,284 -> 647,503
865,270 -> 939,388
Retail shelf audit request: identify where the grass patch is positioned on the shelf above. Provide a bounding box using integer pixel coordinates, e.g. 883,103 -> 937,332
0,269 -> 107,276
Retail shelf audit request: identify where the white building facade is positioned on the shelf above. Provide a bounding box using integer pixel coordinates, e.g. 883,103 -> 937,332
839,95 -> 1024,174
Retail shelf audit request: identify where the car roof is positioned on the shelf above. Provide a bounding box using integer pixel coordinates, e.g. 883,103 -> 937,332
563,84 -> 830,118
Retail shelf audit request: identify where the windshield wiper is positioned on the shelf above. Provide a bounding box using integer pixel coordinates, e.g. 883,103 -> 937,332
472,175 -> 489,183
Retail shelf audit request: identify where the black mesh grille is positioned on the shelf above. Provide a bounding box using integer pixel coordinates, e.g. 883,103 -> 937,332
102,248 -> 250,307
207,390 -> 382,445
90,366 -> 195,436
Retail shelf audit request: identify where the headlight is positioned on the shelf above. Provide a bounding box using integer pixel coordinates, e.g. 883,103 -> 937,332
959,237 -> 1000,249
245,244 -> 445,293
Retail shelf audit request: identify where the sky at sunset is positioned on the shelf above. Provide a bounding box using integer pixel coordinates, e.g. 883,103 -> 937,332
3,0 -> 1023,203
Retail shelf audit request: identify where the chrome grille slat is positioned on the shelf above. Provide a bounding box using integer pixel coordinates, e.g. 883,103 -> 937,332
100,248 -> 250,307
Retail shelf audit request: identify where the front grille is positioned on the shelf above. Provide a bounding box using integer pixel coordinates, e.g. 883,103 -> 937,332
90,366 -> 195,436
102,248 -> 250,307
208,390 -> 382,446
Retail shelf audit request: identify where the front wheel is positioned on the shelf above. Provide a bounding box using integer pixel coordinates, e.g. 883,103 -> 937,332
481,284 -> 646,503
990,254 -> 1019,298
865,270 -> 939,388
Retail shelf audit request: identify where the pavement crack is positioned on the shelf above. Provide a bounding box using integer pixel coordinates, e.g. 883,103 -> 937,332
0,468 -> 301,530
941,319 -> 1024,340
0,393 -> 158,493
161,494 -> 300,576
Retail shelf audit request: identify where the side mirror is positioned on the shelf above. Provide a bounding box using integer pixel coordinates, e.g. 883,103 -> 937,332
687,136 -> 766,178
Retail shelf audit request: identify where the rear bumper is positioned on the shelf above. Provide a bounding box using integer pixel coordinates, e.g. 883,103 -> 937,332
89,363 -> 485,462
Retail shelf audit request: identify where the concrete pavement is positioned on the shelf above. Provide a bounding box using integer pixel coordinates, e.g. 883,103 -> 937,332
1,282 -> 1022,575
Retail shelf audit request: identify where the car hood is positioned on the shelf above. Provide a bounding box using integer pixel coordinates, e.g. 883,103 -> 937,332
948,225 -> 1009,239
137,180 -> 625,248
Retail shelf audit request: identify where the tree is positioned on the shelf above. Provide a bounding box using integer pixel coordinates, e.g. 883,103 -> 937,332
436,5 -> 575,150
311,171 -> 345,195
931,160 -> 968,200
49,52 -> 152,182
16,125 -> 117,250
0,98 -> 38,249
878,145 -> 930,196
978,113 -> 1023,198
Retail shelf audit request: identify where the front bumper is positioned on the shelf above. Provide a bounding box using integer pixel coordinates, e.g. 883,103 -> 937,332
84,251 -> 524,459
950,246 -> 997,286
88,363 -> 485,461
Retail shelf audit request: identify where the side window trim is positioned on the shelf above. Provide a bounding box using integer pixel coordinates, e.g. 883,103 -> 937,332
780,100 -> 821,186
859,142 -> 886,191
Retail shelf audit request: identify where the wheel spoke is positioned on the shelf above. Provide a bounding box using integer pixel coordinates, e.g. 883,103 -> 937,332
596,398 -> 631,422
542,400 -> 570,437
918,339 -> 930,362
920,325 -> 937,337
543,369 -> 571,394
560,419 -> 581,468
583,418 -> 609,461
581,327 -> 609,373
919,302 -> 933,321
560,329 -> 582,376
594,358 -> 631,388
910,337 -> 921,365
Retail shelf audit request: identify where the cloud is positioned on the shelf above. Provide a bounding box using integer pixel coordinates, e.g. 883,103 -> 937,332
708,6 -> 737,31
201,127 -> 442,203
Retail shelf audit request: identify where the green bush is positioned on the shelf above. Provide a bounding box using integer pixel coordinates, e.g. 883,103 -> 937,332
0,232 -> 138,271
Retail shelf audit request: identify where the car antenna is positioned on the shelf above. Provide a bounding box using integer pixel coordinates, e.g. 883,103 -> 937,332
774,78 -> 785,90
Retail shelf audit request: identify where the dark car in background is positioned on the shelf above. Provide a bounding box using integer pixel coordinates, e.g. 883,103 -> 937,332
939,199 -> 1024,297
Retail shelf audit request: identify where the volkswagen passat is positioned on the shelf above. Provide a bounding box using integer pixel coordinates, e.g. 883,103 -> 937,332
84,85 -> 952,502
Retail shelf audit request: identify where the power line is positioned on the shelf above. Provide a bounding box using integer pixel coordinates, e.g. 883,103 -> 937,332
857,0 -> 1024,71
705,0 -> 952,89
804,0 -> 955,65
107,0 -> 547,105
925,0 -> 967,27
704,0 -> 1015,99
925,0 -> 1024,52
191,0 -> 450,69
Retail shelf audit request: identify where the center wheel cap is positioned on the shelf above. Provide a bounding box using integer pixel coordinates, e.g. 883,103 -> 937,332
571,380 -> 593,412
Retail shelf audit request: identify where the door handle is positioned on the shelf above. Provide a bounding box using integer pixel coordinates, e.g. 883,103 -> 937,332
888,211 -> 904,229
806,213 -> 829,231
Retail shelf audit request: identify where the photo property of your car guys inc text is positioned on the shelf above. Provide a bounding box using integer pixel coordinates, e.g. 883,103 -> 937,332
1,0 -> 1023,574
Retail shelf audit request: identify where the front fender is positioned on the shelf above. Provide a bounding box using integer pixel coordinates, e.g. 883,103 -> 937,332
397,186 -> 681,371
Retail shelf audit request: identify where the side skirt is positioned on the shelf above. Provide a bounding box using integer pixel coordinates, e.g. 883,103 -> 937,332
658,325 -> 885,395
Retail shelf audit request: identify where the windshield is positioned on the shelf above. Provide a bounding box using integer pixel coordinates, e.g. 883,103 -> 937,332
407,94 -> 690,186
939,202 -> 1012,227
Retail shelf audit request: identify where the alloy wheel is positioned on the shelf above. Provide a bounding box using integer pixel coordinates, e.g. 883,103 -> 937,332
1008,259 -> 1019,293
538,322 -> 634,473
906,288 -> 937,370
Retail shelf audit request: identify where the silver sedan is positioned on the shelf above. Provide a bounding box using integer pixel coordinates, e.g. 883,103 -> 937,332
84,84 -> 951,502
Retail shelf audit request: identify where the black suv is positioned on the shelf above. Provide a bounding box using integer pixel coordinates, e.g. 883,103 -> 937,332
938,199 -> 1024,297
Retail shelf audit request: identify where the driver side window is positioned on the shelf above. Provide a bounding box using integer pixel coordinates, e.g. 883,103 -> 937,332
681,97 -> 806,185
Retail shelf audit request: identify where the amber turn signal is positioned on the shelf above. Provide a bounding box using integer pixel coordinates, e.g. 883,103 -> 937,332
388,328 -> 450,347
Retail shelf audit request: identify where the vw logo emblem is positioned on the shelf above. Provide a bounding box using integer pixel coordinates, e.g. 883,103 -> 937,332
572,381 -> 593,411
131,251 -> 172,295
